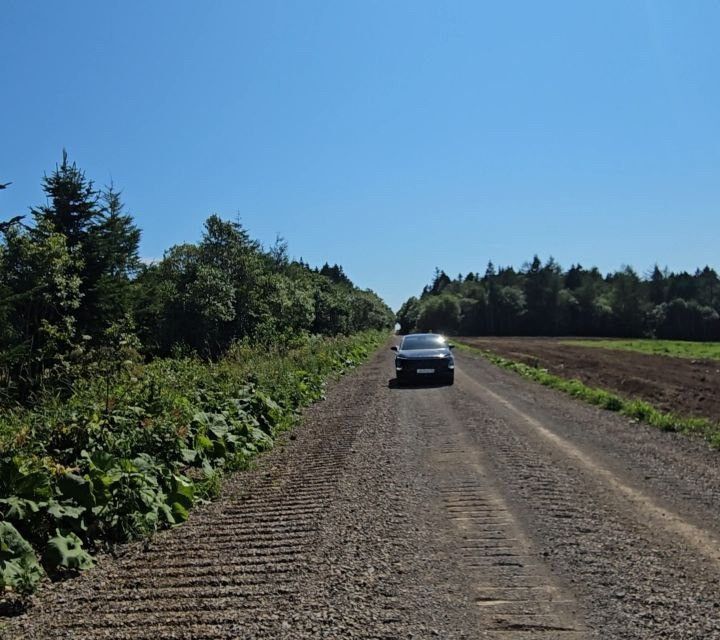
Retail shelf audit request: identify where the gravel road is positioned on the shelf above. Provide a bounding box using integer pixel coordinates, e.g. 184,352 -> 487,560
5,343 -> 720,639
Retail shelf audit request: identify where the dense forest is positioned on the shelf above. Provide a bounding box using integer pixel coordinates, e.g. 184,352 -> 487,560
0,153 -> 393,403
398,257 -> 720,341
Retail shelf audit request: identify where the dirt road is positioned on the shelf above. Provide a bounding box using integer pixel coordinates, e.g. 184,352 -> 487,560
6,344 -> 720,639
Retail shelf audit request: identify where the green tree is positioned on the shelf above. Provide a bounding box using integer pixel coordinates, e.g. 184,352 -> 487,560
416,294 -> 461,334
396,296 -> 421,334
695,266 -> 720,309
30,154 -> 140,341
0,220 -> 82,393
609,267 -> 647,336
522,256 -> 562,334
648,265 -> 667,305
312,282 -> 351,335
458,297 -> 484,334
80,184 -> 141,335
494,286 -> 526,334
31,151 -> 100,248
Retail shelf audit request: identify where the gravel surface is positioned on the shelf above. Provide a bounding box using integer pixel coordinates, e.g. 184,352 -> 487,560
4,343 -> 720,639
454,352 -> 720,638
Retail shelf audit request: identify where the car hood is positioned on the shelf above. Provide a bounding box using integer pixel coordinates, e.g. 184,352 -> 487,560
396,348 -> 452,359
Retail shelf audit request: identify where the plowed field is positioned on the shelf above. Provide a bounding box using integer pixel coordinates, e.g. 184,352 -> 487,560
457,337 -> 720,423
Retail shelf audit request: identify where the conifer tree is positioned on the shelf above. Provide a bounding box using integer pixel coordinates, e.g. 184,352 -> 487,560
32,150 -> 100,247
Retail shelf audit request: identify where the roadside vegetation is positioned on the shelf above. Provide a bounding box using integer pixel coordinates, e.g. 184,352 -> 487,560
564,339 -> 720,361
0,156 -> 393,597
397,258 -> 720,341
455,341 -> 720,450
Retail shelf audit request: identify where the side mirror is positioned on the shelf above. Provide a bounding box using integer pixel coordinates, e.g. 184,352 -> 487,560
390,346 -> 398,351
448,344 -> 455,349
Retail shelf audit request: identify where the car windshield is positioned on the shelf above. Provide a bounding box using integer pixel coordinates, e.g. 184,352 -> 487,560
401,335 -> 447,350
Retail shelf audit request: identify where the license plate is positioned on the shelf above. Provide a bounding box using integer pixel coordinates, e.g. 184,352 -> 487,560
417,368 -> 435,374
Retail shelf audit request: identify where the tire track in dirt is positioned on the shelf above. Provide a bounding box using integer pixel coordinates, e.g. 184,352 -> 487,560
6,355 -> 402,640
457,369 -> 720,565
6,348 -> 489,640
452,354 -> 720,638
400,389 -> 589,639
7,344 -> 720,639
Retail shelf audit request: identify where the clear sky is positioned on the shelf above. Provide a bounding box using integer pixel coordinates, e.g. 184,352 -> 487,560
2,1 -> 719,310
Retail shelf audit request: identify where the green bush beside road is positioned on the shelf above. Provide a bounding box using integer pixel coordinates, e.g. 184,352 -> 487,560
0,330 -> 387,595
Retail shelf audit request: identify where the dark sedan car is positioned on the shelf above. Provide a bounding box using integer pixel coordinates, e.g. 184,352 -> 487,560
391,333 -> 455,385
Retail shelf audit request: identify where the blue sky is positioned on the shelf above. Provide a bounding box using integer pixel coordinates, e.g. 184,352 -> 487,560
2,1 -> 719,310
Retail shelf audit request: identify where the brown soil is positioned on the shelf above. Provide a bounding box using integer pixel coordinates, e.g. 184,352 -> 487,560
457,336 -> 720,423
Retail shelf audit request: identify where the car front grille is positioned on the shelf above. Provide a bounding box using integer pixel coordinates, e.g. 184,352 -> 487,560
400,358 -> 450,371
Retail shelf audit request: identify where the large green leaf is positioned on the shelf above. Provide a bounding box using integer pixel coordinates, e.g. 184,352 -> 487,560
42,530 -> 93,571
0,496 -> 41,521
0,457 -> 53,501
57,472 -> 95,509
0,521 -> 35,559
0,522 -> 44,593
195,433 -> 213,453
180,448 -> 197,463
207,416 -> 230,440
84,450 -> 116,473
169,474 -> 194,509
46,501 -> 86,521
170,501 -> 189,522
3,556 -> 45,594
14,470 -> 53,501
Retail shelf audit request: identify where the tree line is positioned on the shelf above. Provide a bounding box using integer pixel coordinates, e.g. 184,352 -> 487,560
0,153 -> 393,401
397,256 -> 720,340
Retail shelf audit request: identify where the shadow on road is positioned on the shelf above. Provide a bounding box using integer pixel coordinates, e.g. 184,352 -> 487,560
387,378 -> 453,390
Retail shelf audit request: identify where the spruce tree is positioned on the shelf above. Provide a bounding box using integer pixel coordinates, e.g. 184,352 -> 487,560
81,184 -> 141,332
31,153 -> 141,339
32,150 -> 100,247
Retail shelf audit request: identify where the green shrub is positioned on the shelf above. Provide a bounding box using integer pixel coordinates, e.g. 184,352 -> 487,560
0,522 -> 44,594
0,330 -> 388,593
